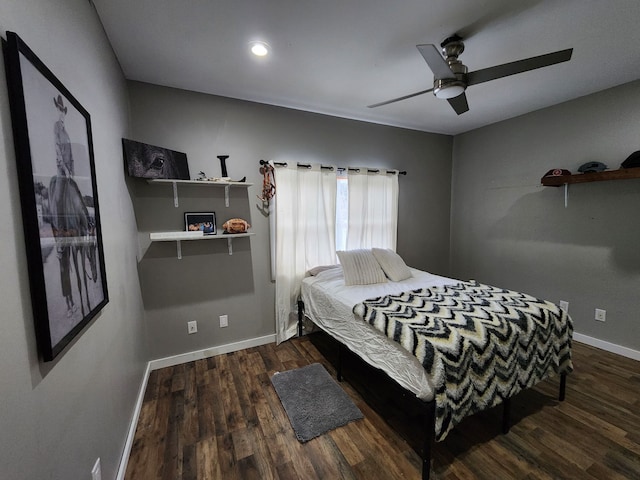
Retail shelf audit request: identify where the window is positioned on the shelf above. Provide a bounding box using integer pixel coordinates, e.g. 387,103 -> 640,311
335,171 -> 399,252
344,169 -> 399,252
273,164 -> 399,343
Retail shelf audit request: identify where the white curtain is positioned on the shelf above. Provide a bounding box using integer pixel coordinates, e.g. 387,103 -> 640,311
346,169 -> 399,251
274,164 -> 337,343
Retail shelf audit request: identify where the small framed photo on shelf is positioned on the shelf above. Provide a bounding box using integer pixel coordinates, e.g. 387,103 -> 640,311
185,212 -> 216,235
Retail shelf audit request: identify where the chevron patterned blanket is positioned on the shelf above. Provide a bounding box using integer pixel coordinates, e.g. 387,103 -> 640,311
353,281 -> 573,441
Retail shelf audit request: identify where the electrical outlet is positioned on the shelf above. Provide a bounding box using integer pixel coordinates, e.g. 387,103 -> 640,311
187,320 -> 198,334
91,458 -> 101,480
595,309 -> 606,322
559,301 -> 569,313
219,314 -> 228,328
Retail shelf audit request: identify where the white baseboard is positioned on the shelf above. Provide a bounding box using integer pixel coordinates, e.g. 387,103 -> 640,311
148,334 -> 276,371
573,332 -> 640,361
116,361 -> 151,480
116,334 -> 276,479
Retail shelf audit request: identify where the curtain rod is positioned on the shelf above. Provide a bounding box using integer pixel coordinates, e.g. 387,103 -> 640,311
259,159 -> 407,175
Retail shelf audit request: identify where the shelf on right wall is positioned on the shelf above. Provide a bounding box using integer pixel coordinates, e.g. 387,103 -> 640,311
542,168 -> 640,187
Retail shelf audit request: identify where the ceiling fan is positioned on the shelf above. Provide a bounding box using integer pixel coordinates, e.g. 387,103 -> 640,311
368,35 -> 573,115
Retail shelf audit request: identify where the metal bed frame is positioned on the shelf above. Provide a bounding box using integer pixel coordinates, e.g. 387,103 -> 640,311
297,300 -> 567,480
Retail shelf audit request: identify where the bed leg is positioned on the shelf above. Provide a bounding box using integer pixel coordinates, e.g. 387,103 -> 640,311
559,372 -> 567,402
297,300 -> 304,337
337,343 -> 344,382
502,397 -> 511,434
422,401 -> 435,480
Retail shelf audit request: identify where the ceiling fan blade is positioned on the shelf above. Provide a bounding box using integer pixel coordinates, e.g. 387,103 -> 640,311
367,87 -> 434,108
416,44 -> 456,79
467,48 -> 573,86
447,93 -> 469,115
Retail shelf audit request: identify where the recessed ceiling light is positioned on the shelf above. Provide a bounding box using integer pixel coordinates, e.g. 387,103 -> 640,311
250,41 -> 270,57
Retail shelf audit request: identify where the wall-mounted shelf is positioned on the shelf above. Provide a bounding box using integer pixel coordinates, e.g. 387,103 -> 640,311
541,168 -> 640,186
147,179 -> 253,208
541,168 -> 640,208
149,231 -> 254,258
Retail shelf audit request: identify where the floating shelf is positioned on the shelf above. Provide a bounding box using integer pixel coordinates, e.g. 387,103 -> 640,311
541,168 -> 640,187
147,179 -> 253,208
149,231 -> 254,258
541,168 -> 640,208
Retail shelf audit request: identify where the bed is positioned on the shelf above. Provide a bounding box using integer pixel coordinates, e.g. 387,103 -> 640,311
298,250 -> 573,480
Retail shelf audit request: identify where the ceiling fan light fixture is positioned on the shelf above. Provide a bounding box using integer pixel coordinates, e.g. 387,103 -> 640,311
433,79 -> 466,99
250,41 -> 270,57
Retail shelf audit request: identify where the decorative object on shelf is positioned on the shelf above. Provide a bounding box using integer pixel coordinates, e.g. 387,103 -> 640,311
3,31 -> 109,361
542,168 -> 571,180
578,161 -> 607,173
216,154 -> 246,183
122,138 -> 190,179
223,218 -> 251,234
258,159 -> 276,206
194,175 -> 243,183
184,212 -> 216,235
218,154 -> 230,177
621,151 -> 640,169
197,171 -> 208,180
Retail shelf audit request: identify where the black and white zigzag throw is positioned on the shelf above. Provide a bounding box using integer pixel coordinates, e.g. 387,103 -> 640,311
353,281 -> 573,441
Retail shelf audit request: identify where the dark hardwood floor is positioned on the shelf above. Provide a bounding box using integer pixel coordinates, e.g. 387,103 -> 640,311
125,336 -> 640,479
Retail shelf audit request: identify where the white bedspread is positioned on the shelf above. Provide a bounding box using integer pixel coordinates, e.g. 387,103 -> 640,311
300,267 -> 458,400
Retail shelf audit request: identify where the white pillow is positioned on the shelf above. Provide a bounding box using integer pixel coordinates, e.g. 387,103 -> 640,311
371,248 -> 412,282
337,249 -> 387,286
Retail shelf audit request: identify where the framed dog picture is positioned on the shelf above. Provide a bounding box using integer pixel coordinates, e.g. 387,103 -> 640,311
185,212 -> 216,235
3,32 -> 109,361
122,138 -> 190,180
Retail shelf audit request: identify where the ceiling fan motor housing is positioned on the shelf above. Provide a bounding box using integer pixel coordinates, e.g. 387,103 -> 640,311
433,37 -> 468,99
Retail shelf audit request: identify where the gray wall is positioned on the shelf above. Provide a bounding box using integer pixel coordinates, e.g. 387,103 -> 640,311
451,80 -> 640,351
0,1 -> 146,479
128,81 -> 453,359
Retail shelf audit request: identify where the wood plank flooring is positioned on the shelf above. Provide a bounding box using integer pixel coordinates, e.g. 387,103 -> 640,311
125,337 -> 640,479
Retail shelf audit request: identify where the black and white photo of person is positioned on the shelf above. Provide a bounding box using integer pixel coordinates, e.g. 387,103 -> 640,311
53,94 -> 74,178
51,95 -> 77,318
5,32 -> 109,359
17,53 -> 101,346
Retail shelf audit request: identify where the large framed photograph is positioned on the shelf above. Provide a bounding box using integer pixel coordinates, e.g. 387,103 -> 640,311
122,138 -> 190,179
185,212 -> 216,235
3,32 -> 109,361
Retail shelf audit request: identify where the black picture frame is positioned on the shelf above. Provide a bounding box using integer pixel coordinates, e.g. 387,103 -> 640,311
185,212 -> 216,235
122,138 -> 190,180
3,32 -> 109,362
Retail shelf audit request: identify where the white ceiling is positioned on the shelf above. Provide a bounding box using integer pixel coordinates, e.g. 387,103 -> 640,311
92,0 -> 640,136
